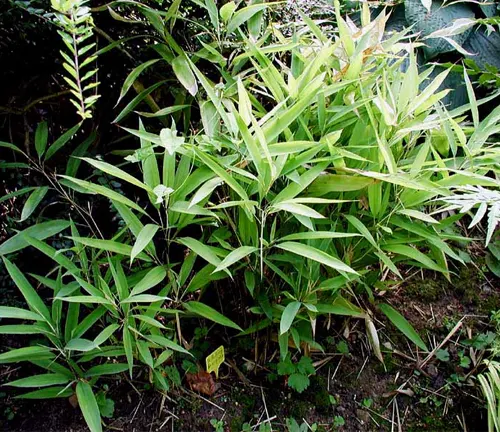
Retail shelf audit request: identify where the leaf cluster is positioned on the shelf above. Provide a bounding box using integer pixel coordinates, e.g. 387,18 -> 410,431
1,2 -> 500,429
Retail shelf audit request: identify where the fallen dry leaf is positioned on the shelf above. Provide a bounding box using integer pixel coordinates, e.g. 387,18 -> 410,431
186,370 -> 216,396
68,393 -> 79,408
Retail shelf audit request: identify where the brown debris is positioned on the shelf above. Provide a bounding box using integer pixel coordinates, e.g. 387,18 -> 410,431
185,371 -> 216,396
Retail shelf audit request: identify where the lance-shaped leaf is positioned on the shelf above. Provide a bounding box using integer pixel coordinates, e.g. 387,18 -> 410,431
276,242 -> 357,274
172,55 -> 198,96
130,224 -> 159,263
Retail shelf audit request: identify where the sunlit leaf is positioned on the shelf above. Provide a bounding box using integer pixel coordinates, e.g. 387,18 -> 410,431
276,242 -> 357,274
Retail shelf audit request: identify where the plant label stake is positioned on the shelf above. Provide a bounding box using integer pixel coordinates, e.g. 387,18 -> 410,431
206,346 -> 225,378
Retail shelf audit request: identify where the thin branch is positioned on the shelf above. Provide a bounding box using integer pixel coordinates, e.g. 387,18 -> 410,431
0,90 -> 71,115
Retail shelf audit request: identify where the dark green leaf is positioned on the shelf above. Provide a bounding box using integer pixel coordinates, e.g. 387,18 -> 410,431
379,303 -> 428,351
280,301 -> 301,335
15,386 -> 73,399
0,220 -> 70,255
85,364 -> 129,377
35,121 -> 48,158
184,301 -> 242,331
45,123 -> 81,160
76,381 -> 102,432
18,187 -> 49,222
0,346 -> 54,364
6,373 -> 70,388
3,258 -> 52,322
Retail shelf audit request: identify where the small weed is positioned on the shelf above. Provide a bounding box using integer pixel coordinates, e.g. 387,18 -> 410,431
286,417 -> 317,432
4,407 -> 15,421
362,398 -> 373,409
333,415 -> 345,428
458,351 -> 471,369
336,341 -> 349,355
96,388 -> 115,419
329,394 -> 338,405
210,418 -> 224,432
278,355 -> 316,393
436,349 -> 450,362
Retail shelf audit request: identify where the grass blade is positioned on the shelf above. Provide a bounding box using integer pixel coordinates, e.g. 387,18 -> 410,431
80,158 -> 150,192
3,258 -> 52,322
276,242 -> 357,274
130,224 -> 159,263
0,346 -> 54,363
35,121 -> 48,158
0,306 -> 44,321
130,266 -> 166,297
60,176 -> 147,215
213,246 -> 258,273
172,55 -> 198,96
0,220 -> 70,255
18,187 -> 48,222
379,303 -> 428,351
15,386 -> 73,399
45,123 -> 81,161
76,381 -> 102,432
280,301 -> 301,335
177,237 -> 223,267
69,237 -> 151,261
116,58 -> 160,106
184,301 -> 242,331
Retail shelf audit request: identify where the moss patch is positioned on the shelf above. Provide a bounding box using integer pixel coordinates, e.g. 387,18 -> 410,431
407,413 -> 461,432
405,278 -> 445,302
310,375 -> 331,413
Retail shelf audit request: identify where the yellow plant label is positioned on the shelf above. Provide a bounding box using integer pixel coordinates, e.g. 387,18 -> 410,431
205,345 -> 225,378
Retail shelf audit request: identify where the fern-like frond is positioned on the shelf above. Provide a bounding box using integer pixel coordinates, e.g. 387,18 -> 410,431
52,0 -> 99,120
437,185 -> 500,246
